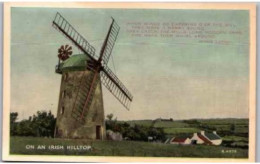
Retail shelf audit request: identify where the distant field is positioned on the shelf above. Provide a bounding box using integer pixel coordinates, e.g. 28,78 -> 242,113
196,119 -> 248,125
222,136 -> 248,142
163,127 -> 200,134
123,120 -> 153,127
123,118 -> 249,149
124,119 -> 248,135
10,137 -> 248,158
153,121 -> 190,128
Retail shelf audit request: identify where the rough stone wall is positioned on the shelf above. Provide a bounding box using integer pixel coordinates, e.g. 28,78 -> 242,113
55,70 -> 106,140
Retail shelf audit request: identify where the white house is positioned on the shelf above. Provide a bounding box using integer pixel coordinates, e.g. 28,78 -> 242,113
190,132 -> 207,144
191,131 -> 222,145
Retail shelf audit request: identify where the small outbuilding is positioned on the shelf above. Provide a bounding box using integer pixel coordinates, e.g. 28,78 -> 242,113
170,137 -> 191,145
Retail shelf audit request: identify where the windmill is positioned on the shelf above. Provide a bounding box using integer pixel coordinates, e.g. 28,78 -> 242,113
52,12 -> 133,140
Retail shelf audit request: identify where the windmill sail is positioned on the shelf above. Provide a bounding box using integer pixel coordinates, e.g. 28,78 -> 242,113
101,65 -> 133,110
80,70 -> 100,119
53,13 -> 133,123
52,12 -> 96,61
99,18 -> 120,65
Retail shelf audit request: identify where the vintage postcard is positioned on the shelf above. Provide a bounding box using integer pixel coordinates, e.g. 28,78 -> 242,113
2,2 -> 256,162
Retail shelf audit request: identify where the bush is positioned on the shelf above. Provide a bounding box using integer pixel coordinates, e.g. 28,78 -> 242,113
105,114 -> 166,142
10,111 -> 56,138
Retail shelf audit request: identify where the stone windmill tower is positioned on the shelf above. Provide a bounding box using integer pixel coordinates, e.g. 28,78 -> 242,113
52,12 -> 133,140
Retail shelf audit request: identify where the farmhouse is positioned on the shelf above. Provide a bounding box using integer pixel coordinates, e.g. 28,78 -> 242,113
165,131 -> 222,146
190,131 -> 222,145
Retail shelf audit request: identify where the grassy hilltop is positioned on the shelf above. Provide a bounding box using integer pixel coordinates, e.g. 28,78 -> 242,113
10,136 -> 247,158
10,118 -> 248,158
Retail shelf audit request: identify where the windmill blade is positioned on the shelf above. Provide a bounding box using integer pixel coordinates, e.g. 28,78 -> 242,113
52,12 -> 96,61
101,65 -> 133,110
99,18 -> 120,65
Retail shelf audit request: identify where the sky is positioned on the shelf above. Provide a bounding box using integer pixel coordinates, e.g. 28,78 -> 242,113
10,7 -> 249,120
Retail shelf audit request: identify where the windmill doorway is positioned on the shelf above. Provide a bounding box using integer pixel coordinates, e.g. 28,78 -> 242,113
96,125 -> 101,140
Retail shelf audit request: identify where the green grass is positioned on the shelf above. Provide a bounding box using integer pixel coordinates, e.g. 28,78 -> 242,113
154,121 -> 190,128
10,137 -> 248,158
122,119 -> 248,134
122,119 -> 248,140
163,128 -> 200,134
196,119 -> 248,125
123,120 -> 154,127
223,136 -> 248,142
234,127 -> 248,133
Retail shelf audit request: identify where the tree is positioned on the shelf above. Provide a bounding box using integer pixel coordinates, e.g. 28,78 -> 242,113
10,111 -> 56,137
16,119 -> 35,136
31,111 -> 56,137
105,117 -> 166,142
10,112 -> 18,135
106,113 -> 114,121
10,112 -> 18,123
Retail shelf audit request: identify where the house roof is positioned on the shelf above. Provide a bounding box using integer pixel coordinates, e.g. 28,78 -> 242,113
203,132 -> 221,140
175,134 -> 193,138
198,134 -> 212,145
171,137 -> 187,143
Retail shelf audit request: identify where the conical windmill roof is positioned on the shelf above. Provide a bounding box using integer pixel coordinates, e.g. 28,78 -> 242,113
59,54 -> 90,72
